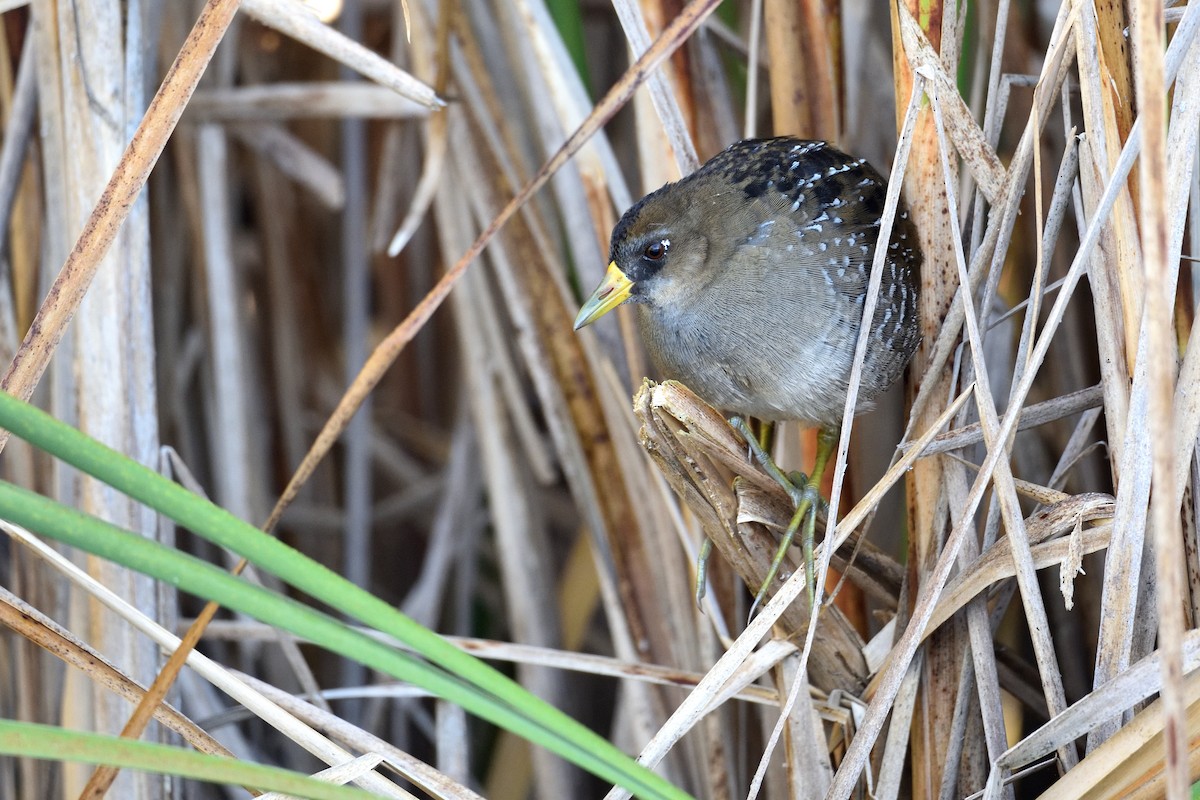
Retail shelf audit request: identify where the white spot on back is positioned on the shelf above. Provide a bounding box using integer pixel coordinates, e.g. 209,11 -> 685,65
746,219 -> 775,246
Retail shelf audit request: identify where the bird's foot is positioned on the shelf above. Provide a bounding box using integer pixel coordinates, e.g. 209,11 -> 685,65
746,473 -> 824,618
724,418 -> 835,617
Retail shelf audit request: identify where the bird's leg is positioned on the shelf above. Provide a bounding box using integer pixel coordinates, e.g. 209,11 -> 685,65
695,418 -> 777,606
729,417 -> 792,491
728,419 -> 837,616
752,417 -> 776,454
793,427 -> 836,607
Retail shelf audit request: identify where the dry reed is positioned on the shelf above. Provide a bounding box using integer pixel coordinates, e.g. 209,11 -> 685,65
0,0 -> 1197,798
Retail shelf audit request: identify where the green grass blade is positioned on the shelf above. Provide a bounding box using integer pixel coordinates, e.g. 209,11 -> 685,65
0,719 -> 383,800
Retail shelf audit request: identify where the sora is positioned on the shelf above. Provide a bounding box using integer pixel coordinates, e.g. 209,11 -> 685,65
574,137 -> 921,609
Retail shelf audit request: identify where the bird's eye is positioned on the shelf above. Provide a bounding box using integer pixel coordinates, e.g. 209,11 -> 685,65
642,240 -> 668,261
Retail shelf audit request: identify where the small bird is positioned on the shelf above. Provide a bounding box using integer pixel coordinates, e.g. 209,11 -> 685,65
574,137 -> 921,609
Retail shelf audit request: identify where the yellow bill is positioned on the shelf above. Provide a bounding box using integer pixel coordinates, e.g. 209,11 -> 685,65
574,262 -> 635,330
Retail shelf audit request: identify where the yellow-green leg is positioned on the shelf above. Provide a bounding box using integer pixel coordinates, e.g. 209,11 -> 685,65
729,420 -> 836,616
694,419 -> 777,606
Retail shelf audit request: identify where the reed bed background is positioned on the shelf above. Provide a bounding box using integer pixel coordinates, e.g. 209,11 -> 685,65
0,0 -> 1196,798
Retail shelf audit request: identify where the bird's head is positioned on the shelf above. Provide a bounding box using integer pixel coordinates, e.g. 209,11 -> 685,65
573,184 -> 714,330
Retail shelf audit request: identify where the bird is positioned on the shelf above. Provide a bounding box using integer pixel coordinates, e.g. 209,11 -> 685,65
573,136 -> 921,611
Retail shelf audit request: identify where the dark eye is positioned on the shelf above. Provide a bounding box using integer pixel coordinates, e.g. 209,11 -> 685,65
642,240 -> 668,261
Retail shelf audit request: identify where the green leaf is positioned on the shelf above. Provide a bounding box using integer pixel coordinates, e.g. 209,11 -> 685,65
0,719 -> 383,800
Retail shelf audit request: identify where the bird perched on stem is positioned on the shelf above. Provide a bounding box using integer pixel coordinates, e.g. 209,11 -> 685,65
574,136 -> 920,612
